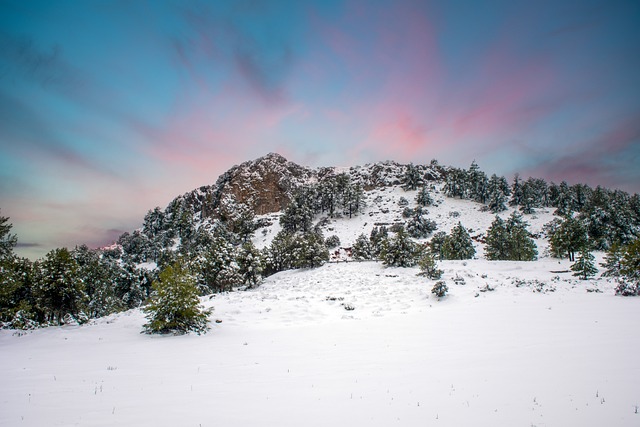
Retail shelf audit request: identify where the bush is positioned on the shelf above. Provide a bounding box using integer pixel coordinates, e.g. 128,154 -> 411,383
325,235 -> 341,249
431,281 -> 448,298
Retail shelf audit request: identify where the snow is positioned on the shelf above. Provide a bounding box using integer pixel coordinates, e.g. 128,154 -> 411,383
2,260 -> 639,426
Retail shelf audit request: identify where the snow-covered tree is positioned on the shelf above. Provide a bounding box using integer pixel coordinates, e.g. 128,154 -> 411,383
369,226 -> 389,257
325,235 -> 341,249
415,186 -> 434,207
402,163 -> 422,191
352,233 -> 374,260
33,248 -> 86,325
429,231 -> 448,260
406,207 -> 437,239
571,247 -> 598,280
549,216 -> 587,261
486,174 -> 509,213
510,173 -> 523,207
142,261 -> 211,335
485,216 -> 509,260
417,248 -> 443,279
236,242 -> 263,288
506,212 -> 538,261
0,210 -> 18,260
442,223 -> 475,260
431,281 -> 448,298
379,228 -> 420,267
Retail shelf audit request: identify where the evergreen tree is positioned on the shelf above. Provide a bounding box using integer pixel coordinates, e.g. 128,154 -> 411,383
431,281 -> 448,298
619,239 -> 640,288
571,247 -> 598,280
72,245 -> 123,318
342,183 -> 365,218
33,248 -> 87,325
352,233 -> 374,260
142,261 -> 211,335
442,223 -> 475,260
554,181 -> 574,217
486,174 -> 509,213
417,249 -> 443,279
379,228 -> 420,267
549,216 -> 587,261
198,236 -> 239,293
369,226 -> 389,257
280,197 -> 313,233
406,207 -> 437,239
415,186 -> 434,207
236,242 -> 263,288
429,231 -> 448,260
510,173 -> 523,207
402,163 -> 422,191
506,212 -> 538,261
600,242 -> 623,277
485,216 -> 510,260
0,210 -> 18,260
443,168 -> 467,199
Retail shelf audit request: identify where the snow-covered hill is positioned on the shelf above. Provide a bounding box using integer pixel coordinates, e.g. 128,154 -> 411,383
1,260 -> 638,426
2,155 -> 639,426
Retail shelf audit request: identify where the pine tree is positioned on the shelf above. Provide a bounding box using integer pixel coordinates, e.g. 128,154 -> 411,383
442,223 -> 475,260
429,231 -> 448,260
0,210 -> 18,260
549,216 -> 587,261
33,248 -> 87,325
485,216 -> 509,260
417,249 -> 443,279
506,212 -> 538,261
236,242 -> 263,288
415,186 -> 433,207
352,233 -> 374,260
369,226 -> 389,257
406,207 -> 437,239
571,247 -> 598,280
486,174 -> 509,213
142,262 -> 211,335
600,242 -> 623,277
379,228 -> 420,267
431,281 -> 448,298
620,239 -> 640,287
510,173 -> 523,207
402,163 -> 422,191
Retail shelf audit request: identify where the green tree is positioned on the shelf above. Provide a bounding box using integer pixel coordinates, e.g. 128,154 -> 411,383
142,262 -> 211,335
402,163 -> 422,191
352,233 -> 374,260
442,223 -> 475,260
571,247 -> 598,280
379,228 -> 420,267
485,216 -> 509,260
506,212 -> 538,261
236,242 -> 263,288
549,216 -> 587,261
0,210 -> 18,260
33,248 -> 86,325
417,249 -> 443,279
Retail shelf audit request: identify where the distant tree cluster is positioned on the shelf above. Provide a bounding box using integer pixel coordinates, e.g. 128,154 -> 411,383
444,161 -> 640,250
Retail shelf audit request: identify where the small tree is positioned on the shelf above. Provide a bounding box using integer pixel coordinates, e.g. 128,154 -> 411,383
570,247 -> 598,280
379,228 -> 420,267
417,249 -> 443,279
143,262 -> 211,335
431,281 -> 448,298
352,233 -> 374,260
442,223 -> 475,260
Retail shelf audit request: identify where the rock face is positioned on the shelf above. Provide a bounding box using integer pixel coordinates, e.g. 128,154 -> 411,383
215,153 -> 316,217
164,152 -> 443,224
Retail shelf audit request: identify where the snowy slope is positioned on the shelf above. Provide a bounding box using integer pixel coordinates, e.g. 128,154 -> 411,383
1,260 -> 639,427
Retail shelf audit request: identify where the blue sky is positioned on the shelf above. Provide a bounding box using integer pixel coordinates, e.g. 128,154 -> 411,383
1,0 -> 639,259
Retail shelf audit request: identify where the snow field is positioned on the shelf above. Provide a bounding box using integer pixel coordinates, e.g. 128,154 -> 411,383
1,261 -> 639,426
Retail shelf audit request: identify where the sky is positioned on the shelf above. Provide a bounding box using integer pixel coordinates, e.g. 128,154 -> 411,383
1,0 -> 639,259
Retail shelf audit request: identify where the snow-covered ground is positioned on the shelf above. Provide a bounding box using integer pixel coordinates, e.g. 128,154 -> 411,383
1,260 -> 639,426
